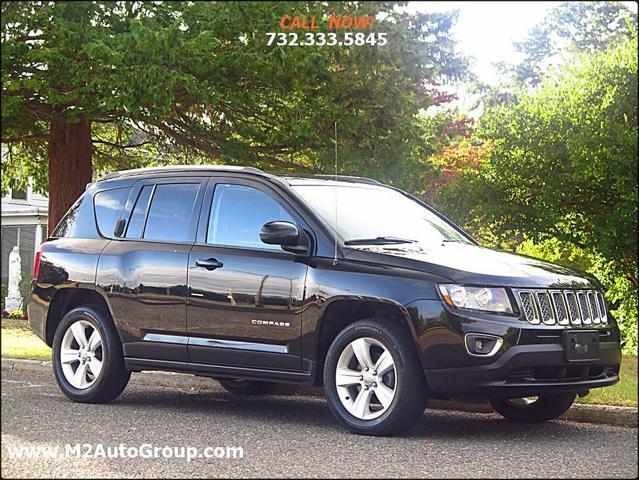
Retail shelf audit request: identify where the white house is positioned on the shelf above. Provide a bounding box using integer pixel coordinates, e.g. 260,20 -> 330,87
1,182 -> 48,287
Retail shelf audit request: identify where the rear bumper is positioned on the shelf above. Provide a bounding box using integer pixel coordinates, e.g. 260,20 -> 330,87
425,341 -> 621,399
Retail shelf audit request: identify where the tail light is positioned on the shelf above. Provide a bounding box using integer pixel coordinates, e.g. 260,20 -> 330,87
33,241 -> 46,279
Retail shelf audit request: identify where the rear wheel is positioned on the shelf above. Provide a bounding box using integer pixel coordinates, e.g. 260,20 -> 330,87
218,378 -> 276,395
323,319 -> 428,436
490,393 -> 576,422
52,306 -> 130,403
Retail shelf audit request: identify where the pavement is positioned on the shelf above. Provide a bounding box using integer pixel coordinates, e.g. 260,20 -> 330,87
2,367 -> 638,478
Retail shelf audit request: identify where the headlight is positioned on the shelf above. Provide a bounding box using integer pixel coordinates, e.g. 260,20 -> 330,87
438,284 -> 513,314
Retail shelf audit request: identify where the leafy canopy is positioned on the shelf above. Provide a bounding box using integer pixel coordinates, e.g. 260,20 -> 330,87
511,1 -> 637,85
436,37 -> 638,289
1,1 -> 467,193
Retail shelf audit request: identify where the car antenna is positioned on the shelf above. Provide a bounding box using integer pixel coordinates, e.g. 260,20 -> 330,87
332,120 -> 339,266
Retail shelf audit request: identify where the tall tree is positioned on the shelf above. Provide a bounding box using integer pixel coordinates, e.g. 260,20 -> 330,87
436,38 -> 638,288
512,1 -> 637,85
1,1 -> 466,230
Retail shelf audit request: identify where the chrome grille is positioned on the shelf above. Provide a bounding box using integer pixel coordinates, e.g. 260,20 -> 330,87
550,291 -> 569,325
516,289 -> 607,326
565,292 -> 581,325
597,292 -> 608,323
577,292 -> 592,324
536,292 -> 555,325
518,291 -> 540,324
588,291 -> 601,324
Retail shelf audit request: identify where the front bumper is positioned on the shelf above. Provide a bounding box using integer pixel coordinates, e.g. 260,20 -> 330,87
425,341 -> 621,399
405,298 -> 622,399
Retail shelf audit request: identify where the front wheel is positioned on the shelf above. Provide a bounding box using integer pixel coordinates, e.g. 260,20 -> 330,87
323,319 -> 428,436
52,306 -> 130,403
490,393 -> 576,422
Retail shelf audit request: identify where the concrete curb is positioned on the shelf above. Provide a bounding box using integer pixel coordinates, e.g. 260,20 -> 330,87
3,357 -> 637,428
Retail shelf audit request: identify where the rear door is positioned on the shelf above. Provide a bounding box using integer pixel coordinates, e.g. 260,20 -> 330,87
96,177 -> 206,363
187,177 -> 309,371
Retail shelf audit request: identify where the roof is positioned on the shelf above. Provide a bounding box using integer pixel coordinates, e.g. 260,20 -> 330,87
100,165 -> 266,181
283,174 -> 381,186
99,165 -> 383,187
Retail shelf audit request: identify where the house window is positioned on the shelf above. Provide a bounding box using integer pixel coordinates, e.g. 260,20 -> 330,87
10,188 -> 27,201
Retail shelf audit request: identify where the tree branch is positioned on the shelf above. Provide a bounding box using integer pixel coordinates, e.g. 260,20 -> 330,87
1,133 -> 48,143
92,139 -> 152,149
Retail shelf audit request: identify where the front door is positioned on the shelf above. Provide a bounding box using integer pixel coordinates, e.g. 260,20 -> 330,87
187,178 -> 309,371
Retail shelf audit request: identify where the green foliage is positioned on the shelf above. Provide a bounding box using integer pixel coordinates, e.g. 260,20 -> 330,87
593,260 -> 639,356
1,1 -> 467,193
435,38 -> 638,350
0,284 -> 6,311
437,38 -> 638,287
18,276 -> 31,313
511,1 -> 637,85
576,355 -> 637,406
472,2 -> 638,110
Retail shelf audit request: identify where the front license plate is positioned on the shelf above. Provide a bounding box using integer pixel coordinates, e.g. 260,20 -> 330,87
564,330 -> 599,362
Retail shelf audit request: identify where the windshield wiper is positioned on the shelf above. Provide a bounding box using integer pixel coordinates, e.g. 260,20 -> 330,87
344,236 -> 417,246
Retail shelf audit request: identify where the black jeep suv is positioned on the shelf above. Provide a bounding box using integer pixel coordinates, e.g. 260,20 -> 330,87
29,166 -> 621,436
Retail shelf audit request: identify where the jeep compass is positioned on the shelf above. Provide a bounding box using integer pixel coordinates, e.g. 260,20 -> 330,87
29,166 -> 621,436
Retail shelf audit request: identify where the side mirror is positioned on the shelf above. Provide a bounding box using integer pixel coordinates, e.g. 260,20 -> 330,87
260,221 -> 310,255
260,221 -> 300,246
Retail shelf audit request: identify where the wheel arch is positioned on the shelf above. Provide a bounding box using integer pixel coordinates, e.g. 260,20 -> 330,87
45,287 -> 117,346
312,297 -> 422,386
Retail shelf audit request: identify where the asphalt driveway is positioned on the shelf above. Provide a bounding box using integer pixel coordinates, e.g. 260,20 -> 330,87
1,368 -> 637,478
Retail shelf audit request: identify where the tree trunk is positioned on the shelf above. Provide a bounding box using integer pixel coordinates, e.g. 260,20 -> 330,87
47,115 -> 93,232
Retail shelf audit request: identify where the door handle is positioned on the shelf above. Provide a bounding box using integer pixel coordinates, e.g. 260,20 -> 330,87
195,258 -> 224,270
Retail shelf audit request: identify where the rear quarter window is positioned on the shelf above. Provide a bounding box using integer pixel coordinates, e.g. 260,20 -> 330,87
52,192 -> 100,239
93,187 -> 132,238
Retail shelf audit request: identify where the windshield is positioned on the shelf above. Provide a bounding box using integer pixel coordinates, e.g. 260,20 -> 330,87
291,183 -> 472,246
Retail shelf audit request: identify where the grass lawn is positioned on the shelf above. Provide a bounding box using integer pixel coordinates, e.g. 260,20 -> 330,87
576,355 -> 637,407
1,318 -> 636,407
1,318 -> 51,361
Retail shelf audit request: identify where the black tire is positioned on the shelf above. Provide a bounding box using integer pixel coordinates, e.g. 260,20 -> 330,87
490,393 -> 577,423
218,378 -> 276,395
52,305 -> 130,403
323,318 -> 428,436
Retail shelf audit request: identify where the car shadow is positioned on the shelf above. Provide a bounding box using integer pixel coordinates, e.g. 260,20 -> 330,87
109,384 -> 584,440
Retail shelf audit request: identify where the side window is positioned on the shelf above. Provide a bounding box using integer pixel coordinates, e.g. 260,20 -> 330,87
53,192 -> 99,239
207,184 -> 295,250
53,201 -> 81,238
143,183 -> 199,242
126,185 -> 153,239
94,187 -> 132,237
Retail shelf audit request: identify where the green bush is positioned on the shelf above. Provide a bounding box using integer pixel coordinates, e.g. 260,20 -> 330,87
0,284 -> 6,311
18,276 -> 31,312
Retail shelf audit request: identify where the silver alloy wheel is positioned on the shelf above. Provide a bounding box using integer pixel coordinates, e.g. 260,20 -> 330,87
60,320 -> 103,390
507,397 -> 539,407
335,337 -> 397,420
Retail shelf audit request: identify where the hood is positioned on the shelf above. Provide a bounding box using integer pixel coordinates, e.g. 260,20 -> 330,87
343,242 -> 597,289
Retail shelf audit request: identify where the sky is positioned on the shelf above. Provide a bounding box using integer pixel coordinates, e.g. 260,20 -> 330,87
408,1 -> 638,85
